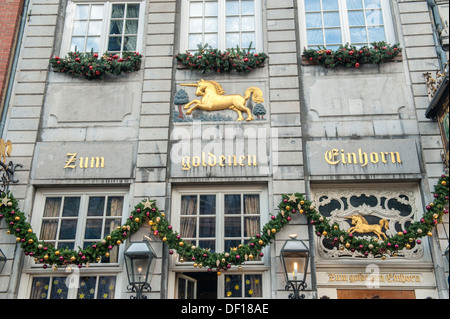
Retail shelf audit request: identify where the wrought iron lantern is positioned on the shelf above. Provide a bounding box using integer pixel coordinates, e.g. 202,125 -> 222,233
280,234 -> 310,299
0,248 -> 6,274
124,241 -> 156,299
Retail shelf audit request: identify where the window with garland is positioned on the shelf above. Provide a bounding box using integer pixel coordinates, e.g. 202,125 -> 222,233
171,185 -> 269,299
60,1 -> 145,56
20,188 -> 128,299
299,0 -> 396,49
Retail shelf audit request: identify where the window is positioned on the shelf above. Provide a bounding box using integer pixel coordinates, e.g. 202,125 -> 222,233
177,190 -> 262,256
181,0 -> 263,52
30,275 -> 117,299
61,1 -> 145,55
39,194 -> 125,263
20,189 -> 128,299
171,186 -> 268,299
299,0 -> 395,49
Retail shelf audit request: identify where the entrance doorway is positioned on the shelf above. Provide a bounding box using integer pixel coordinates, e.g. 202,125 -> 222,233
337,289 -> 416,299
177,272 -> 218,299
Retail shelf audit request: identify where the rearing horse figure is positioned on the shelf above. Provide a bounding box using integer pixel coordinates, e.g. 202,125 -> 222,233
346,214 -> 390,241
181,79 -> 264,121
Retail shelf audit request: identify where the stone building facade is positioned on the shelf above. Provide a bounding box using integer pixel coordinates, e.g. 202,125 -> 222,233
0,0 -> 448,300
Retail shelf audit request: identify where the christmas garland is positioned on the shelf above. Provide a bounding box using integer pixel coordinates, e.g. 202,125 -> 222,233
49,50 -> 142,80
175,44 -> 268,74
303,41 -> 402,68
0,175 -> 448,273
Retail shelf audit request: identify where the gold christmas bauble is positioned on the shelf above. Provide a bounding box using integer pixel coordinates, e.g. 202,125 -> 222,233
134,218 -> 140,223
271,228 -> 277,233
105,252 -> 110,258
427,232 -> 433,237
116,240 -> 122,245
70,256 -> 76,262
322,231 -> 327,236
258,240 -> 264,245
28,228 -> 33,233
345,243 -> 351,248
179,241 -> 184,246
162,237 -> 167,242
406,244 -> 411,249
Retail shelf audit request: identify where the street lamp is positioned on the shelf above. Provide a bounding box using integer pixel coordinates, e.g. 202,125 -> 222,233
124,241 -> 156,299
280,234 -> 310,299
0,248 -> 6,274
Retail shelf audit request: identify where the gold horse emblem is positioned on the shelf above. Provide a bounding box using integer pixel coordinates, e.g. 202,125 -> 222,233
346,214 -> 389,241
180,79 -> 264,121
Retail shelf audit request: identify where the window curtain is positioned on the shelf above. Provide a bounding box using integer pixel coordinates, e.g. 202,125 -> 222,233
244,195 -> 260,237
180,196 -> 197,239
40,198 -> 61,243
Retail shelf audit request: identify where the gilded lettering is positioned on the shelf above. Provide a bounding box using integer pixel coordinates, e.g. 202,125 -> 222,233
347,152 -> 357,164
328,274 -> 335,282
340,149 -> 347,164
390,151 -> 402,164
90,157 -> 105,168
380,152 -> 388,164
219,155 -> 226,167
182,156 -> 191,171
64,153 -> 78,169
79,157 -> 90,169
192,156 -> 201,168
324,149 -> 340,165
239,155 -> 246,166
370,152 -> 379,164
358,149 -> 368,167
208,153 -> 217,167
248,155 -> 257,166
228,155 -> 237,167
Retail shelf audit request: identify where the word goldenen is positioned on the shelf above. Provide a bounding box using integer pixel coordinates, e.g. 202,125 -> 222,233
182,153 -> 257,171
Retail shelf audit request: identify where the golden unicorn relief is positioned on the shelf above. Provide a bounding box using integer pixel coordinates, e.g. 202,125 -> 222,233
346,214 -> 389,241
180,79 -> 264,121
0,139 -> 12,164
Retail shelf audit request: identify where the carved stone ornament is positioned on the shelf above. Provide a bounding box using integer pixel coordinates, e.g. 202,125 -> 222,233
312,188 -> 423,260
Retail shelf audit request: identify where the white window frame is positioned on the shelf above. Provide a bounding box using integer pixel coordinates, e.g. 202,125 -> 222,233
298,0 -> 396,49
168,185 -> 270,299
180,0 -> 264,52
60,0 -> 146,56
18,188 -> 129,299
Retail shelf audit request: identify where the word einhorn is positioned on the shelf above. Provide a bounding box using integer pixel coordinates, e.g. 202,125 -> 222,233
324,148 -> 402,167
182,153 -> 257,171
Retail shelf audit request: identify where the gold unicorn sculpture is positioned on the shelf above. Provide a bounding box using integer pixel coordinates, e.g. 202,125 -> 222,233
180,79 -> 264,121
346,214 -> 389,241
